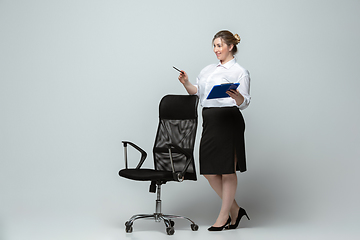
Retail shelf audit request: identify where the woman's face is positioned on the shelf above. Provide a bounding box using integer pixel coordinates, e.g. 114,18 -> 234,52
213,38 -> 233,64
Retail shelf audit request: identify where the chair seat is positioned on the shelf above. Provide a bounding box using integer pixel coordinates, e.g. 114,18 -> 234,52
119,168 -> 174,181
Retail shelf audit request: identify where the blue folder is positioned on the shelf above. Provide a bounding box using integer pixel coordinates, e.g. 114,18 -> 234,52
206,83 -> 240,99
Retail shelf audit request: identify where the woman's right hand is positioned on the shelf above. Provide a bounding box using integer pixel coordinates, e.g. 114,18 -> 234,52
177,70 -> 198,95
178,70 -> 189,85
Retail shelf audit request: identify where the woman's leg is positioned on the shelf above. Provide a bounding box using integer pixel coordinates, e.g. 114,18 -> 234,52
204,174 -> 240,226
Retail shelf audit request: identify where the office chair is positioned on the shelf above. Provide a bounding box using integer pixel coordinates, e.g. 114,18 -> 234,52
119,95 -> 199,235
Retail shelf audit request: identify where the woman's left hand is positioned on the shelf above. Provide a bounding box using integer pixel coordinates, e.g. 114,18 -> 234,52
226,89 -> 244,106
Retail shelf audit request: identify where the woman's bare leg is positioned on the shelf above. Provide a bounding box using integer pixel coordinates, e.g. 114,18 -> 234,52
204,174 -> 240,226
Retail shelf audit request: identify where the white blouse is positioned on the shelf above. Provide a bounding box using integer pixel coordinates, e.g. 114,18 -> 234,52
194,58 -> 251,110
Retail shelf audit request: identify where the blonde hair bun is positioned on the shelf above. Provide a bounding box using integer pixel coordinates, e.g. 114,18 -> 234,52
213,30 -> 241,54
234,34 -> 241,44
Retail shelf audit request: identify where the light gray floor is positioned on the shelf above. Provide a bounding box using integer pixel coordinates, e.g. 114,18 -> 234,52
2,200 -> 359,240
2,214 -> 359,240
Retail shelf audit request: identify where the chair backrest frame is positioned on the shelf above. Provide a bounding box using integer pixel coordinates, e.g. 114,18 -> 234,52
152,95 -> 199,181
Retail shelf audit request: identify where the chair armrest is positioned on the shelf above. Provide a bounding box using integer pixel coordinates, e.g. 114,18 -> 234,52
166,143 -> 193,182
122,141 -> 147,169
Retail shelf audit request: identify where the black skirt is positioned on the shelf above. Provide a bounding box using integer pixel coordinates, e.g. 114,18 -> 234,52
199,107 -> 247,175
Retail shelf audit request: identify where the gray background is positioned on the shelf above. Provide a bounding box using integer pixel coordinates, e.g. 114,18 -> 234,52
1,0 -> 359,239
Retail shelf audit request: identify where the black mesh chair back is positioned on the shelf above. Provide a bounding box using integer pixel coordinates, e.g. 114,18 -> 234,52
153,95 -> 198,180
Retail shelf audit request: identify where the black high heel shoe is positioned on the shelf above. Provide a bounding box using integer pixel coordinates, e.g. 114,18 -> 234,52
227,207 -> 250,229
208,217 -> 231,231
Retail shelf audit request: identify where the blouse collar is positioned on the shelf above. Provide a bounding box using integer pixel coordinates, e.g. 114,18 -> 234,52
217,57 -> 236,69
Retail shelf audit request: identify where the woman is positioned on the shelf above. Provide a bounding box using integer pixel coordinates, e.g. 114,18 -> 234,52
178,30 -> 251,231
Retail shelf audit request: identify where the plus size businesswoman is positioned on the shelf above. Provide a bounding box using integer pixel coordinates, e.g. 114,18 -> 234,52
178,30 -> 251,231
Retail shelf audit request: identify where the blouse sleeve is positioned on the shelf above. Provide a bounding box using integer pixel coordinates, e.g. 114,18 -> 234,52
237,73 -> 251,110
194,65 -> 209,97
193,76 -> 199,96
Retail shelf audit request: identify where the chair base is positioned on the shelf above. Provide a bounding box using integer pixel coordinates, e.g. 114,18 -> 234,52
123,184 -> 199,235
125,213 -> 199,235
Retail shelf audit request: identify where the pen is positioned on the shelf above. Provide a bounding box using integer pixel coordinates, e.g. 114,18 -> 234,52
173,66 -> 183,73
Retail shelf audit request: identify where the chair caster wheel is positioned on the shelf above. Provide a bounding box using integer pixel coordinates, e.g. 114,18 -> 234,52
125,221 -> 133,233
125,225 -> 133,233
170,220 -> 175,227
166,227 -> 175,235
191,223 -> 199,231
